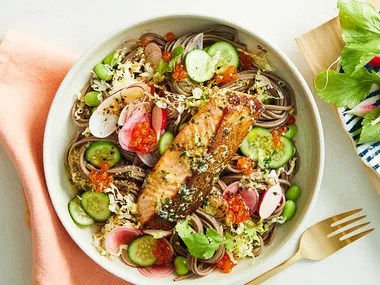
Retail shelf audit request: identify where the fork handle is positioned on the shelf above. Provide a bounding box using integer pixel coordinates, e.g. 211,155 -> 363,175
246,251 -> 302,285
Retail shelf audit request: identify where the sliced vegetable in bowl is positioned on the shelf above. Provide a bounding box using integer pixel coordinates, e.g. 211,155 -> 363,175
240,127 -> 296,169
85,141 -> 121,168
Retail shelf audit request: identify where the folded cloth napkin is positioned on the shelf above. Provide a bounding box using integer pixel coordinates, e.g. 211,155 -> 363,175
0,30 -> 130,285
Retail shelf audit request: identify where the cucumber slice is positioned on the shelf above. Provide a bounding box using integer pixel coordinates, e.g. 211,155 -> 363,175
185,50 -> 214,83
207,41 -> 239,74
80,191 -> 111,222
240,127 -> 273,161
85,141 -> 121,168
268,136 -> 295,169
127,235 -> 158,267
158,131 -> 175,155
68,196 -> 94,226
203,46 -> 211,52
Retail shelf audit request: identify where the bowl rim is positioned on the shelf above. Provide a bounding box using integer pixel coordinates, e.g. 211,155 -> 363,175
43,13 -> 325,285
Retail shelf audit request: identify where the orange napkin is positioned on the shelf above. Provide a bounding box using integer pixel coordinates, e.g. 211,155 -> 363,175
0,30 -> 130,285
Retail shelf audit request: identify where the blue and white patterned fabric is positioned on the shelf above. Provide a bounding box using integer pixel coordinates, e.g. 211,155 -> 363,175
337,64 -> 380,177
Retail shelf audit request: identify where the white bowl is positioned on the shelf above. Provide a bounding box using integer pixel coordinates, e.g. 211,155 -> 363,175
44,14 -> 324,285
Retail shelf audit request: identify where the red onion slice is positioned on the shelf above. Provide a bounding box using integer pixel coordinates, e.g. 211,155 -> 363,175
118,110 -> 149,151
137,263 -> 174,279
222,181 -> 240,199
105,226 -> 143,255
120,248 -> 137,268
240,189 -> 260,215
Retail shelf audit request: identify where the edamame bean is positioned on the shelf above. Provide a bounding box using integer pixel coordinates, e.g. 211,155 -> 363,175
179,123 -> 187,131
263,98 -> 274,105
103,51 -> 116,66
94,63 -> 112,81
174,256 -> 189,276
284,124 -> 298,139
285,185 -> 301,201
282,200 -> 296,221
84,91 -> 101,107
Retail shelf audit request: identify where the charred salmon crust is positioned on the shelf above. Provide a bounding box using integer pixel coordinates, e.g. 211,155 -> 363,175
138,90 -> 264,229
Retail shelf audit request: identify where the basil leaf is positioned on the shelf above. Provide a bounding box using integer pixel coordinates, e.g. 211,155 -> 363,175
359,107 -> 380,144
314,67 -> 380,108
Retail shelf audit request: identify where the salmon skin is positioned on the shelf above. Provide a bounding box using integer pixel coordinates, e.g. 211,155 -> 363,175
138,89 -> 264,230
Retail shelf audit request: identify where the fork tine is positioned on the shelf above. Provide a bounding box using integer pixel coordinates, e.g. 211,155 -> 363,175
340,228 -> 374,247
332,215 -> 366,229
331,222 -> 371,239
323,208 -> 362,226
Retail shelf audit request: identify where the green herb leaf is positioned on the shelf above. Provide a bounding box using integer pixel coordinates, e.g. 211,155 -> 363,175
338,0 -> 380,74
171,45 -> 185,57
314,67 -> 380,108
223,232 -> 233,251
206,228 -> 223,244
155,60 -> 168,77
154,45 -> 185,78
340,40 -> 380,76
167,45 -> 185,72
359,107 -> 380,143
175,220 -> 223,259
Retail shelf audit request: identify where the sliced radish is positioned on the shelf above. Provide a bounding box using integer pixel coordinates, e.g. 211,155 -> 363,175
152,105 -> 167,141
240,189 -> 260,215
369,55 -> 380,66
145,43 -> 161,56
118,111 -> 149,151
129,82 -> 154,95
145,43 -> 162,66
121,248 -> 138,268
143,229 -> 172,238
345,95 -> 379,118
137,151 -> 160,167
222,181 -> 240,199
147,50 -> 162,66
105,226 -> 143,255
258,184 -> 283,219
137,263 -> 174,279
89,85 -> 145,138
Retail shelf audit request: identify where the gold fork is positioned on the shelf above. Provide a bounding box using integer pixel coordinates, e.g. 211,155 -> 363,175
246,209 -> 374,285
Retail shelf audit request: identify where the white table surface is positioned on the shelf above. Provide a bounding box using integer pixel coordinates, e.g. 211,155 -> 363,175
1,0 -> 380,284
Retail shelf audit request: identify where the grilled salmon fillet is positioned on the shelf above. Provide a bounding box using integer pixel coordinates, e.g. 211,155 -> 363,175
138,89 -> 264,229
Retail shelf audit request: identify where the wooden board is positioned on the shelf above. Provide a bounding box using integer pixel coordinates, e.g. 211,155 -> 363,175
296,0 -> 380,196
